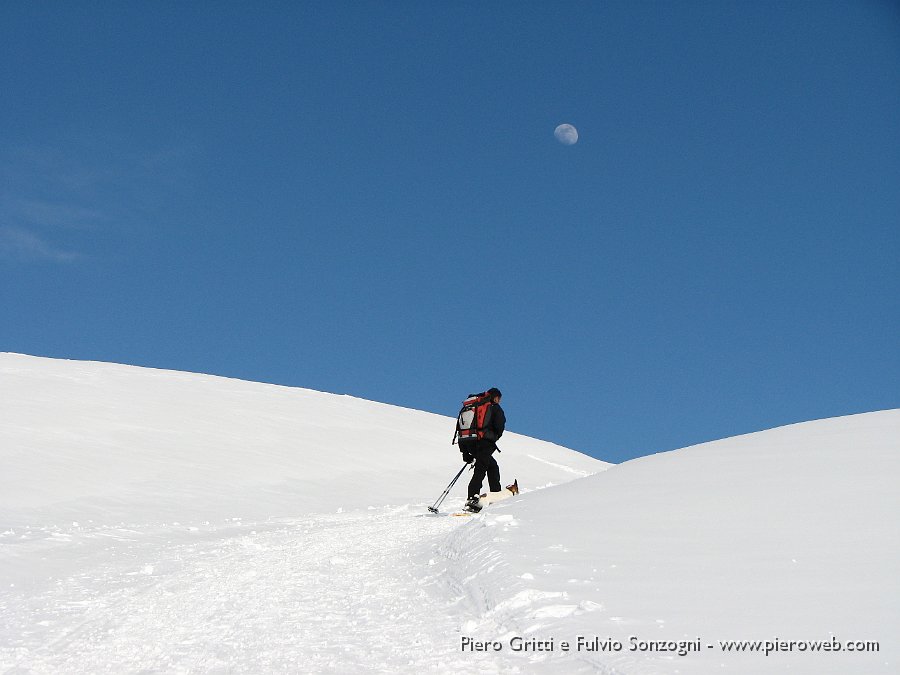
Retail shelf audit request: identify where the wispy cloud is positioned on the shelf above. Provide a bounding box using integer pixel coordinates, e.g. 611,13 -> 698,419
1,135 -> 197,265
0,225 -> 82,262
13,199 -> 106,230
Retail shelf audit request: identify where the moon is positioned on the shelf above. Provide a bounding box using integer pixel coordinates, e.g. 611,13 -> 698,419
554,123 -> 578,145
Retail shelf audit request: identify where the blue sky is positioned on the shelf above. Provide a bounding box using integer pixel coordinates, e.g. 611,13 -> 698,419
2,1 -> 898,463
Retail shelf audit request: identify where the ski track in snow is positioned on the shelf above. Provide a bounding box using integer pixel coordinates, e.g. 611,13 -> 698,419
525,455 -> 593,478
0,507 -> 537,674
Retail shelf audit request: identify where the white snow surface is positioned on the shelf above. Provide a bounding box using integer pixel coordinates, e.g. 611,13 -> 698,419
0,353 -> 602,527
1,353 -> 897,674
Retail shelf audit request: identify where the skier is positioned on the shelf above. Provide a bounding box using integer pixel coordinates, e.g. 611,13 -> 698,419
465,388 -> 505,511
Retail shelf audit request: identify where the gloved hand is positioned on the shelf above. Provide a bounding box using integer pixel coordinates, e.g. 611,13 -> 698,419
462,451 -> 474,464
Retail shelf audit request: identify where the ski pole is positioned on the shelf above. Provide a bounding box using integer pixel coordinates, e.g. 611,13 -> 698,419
427,463 -> 470,513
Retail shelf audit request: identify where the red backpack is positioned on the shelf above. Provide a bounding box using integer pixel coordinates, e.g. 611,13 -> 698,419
453,392 -> 494,446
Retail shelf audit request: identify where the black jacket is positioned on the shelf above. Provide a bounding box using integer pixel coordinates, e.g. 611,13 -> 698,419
483,403 -> 506,442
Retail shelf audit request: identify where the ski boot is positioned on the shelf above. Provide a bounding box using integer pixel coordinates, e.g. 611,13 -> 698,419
463,495 -> 483,513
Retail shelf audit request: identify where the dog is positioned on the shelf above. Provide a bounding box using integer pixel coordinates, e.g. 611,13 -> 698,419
467,479 -> 519,512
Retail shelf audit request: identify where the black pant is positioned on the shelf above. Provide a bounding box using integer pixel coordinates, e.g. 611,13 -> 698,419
468,440 -> 500,498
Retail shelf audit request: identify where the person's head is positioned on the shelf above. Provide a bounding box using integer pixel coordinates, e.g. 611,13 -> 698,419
487,387 -> 502,403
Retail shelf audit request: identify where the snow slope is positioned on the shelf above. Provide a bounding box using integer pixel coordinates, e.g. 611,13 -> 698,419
0,353 -> 605,673
0,353 -> 604,527
1,353 -> 897,674
440,409 -> 899,673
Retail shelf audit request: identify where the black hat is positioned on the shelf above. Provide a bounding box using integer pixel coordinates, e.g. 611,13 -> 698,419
487,387 -> 502,398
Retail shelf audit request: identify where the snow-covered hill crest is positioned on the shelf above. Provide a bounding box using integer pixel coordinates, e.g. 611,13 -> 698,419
436,408 -> 900,673
0,352 -> 606,527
